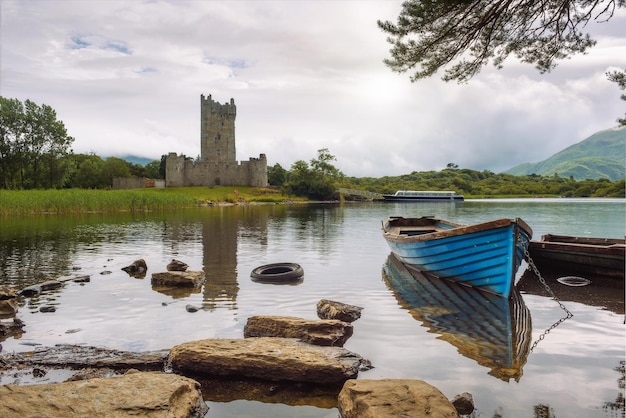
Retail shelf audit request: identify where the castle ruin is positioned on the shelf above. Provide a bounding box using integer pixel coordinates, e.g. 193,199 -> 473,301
165,94 -> 267,187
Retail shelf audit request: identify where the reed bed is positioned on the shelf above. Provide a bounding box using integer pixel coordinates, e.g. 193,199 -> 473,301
0,186 -> 296,216
0,188 -> 198,216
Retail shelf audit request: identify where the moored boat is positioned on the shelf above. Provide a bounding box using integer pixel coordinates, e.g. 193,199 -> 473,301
528,234 -> 625,279
382,190 -> 464,202
382,253 -> 532,382
381,216 -> 533,298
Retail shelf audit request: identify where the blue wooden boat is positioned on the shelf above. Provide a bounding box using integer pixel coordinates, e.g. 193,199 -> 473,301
381,216 -> 533,298
382,253 -> 532,382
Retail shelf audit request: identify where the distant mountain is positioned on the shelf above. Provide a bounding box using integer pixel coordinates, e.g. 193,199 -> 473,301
109,155 -> 156,166
505,126 -> 626,181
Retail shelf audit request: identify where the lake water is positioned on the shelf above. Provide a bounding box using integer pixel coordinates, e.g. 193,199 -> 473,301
0,198 -> 624,417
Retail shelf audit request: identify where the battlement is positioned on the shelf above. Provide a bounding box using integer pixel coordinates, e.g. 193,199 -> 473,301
200,94 -> 236,116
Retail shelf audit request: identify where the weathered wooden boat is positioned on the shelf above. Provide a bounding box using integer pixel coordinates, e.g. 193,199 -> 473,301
381,216 -> 533,298
382,190 -> 464,202
383,253 -> 532,382
528,235 -> 625,279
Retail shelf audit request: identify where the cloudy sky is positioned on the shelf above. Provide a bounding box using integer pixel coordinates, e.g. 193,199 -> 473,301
2,1 -> 625,177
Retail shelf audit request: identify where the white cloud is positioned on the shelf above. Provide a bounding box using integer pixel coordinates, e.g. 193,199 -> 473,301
1,0 -> 625,177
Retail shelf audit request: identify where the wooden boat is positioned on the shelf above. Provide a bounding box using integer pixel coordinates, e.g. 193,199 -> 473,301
382,190 -> 464,202
381,216 -> 533,298
528,234 -> 625,279
382,253 -> 532,382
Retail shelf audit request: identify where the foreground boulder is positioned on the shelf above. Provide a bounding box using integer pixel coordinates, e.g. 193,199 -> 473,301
0,371 -> 208,418
170,337 -> 364,384
317,299 -> 363,323
243,315 -> 353,346
151,271 -> 204,288
338,379 -> 458,418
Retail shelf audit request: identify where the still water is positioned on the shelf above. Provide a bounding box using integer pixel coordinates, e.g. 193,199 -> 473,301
0,198 -> 624,417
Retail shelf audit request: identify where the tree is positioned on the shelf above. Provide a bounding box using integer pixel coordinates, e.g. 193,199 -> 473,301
0,97 -> 74,189
70,154 -> 106,189
607,68 -> 626,126
310,148 -> 343,182
378,0 -> 623,83
268,162 -> 287,187
282,149 -> 344,199
101,157 -> 131,188
144,160 -> 162,179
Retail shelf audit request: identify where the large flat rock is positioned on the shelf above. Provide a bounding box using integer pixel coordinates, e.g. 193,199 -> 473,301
243,315 -> 353,346
1,344 -> 169,371
170,337 -> 364,384
0,371 -> 208,418
338,379 -> 458,418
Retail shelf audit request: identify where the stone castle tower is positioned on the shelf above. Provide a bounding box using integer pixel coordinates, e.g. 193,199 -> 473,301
200,94 -> 236,164
165,94 -> 267,188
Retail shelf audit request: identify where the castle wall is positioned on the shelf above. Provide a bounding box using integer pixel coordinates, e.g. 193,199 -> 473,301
112,177 -> 165,189
165,153 -> 267,188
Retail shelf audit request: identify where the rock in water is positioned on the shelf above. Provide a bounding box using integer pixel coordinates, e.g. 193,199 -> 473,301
170,337 -> 364,384
317,299 -> 363,323
167,259 -> 189,272
338,379 -> 458,418
121,259 -> 148,278
244,315 -> 353,346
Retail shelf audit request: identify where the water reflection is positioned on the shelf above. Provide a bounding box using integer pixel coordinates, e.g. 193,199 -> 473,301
517,268 -> 625,315
382,253 -> 532,382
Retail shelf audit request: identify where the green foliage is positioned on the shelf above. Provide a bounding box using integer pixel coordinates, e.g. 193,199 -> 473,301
341,167 -> 624,198
607,69 -> 626,126
268,163 -> 287,187
282,148 -> 344,200
71,154 -> 106,189
378,0 -> 621,83
506,127 -> 626,180
0,97 -> 75,189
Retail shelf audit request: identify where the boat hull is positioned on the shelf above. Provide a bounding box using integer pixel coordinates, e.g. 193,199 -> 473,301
382,195 -> 464,202
381,217 -> 532,298
382,190 -> 464,202
528,235 -> 625,279
383,253 -> 532,381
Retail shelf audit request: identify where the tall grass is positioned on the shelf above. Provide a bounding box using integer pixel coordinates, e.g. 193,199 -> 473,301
0,189 -> 197,216
0,186 -> 300,216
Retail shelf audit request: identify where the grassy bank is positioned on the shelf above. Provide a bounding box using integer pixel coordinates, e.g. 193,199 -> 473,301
0,186 -> 302,216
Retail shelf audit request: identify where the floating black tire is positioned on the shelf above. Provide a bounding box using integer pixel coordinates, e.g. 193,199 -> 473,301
250,263 -> 304,282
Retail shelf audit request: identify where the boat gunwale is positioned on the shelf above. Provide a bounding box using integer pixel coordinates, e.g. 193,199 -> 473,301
382,216 -> 533,244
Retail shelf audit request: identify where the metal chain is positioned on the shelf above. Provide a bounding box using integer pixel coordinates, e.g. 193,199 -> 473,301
524,248 -> 574,352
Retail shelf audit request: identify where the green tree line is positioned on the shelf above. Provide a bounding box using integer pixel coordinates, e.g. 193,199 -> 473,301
1,97 -> 163,189
341,166 -> 625,198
